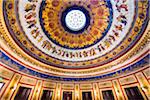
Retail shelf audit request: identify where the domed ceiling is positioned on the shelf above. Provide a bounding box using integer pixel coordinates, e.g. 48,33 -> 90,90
0,0 -> 149,81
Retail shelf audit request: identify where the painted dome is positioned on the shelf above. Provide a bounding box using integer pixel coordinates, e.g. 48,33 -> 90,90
0,0 -> 149,81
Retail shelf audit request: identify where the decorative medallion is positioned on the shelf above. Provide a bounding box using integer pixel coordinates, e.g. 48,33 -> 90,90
39,0 -> 112,49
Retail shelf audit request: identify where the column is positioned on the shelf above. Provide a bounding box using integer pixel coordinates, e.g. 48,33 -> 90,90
135,72 -> 150,99
75,84 -> 80,100
32,80 -> 42,100
93,83 -> 100,100
55,83 -> 61,100
1,73 -> 21,100
112,80 -> 125,100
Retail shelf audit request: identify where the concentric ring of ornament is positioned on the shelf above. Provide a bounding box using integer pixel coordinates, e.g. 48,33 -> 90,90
17,0 -> 133,62
39,0 -> 112,49
2,0 -> 150,69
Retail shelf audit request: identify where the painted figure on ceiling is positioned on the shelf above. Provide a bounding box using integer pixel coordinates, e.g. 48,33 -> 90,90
117,14 -> 127,25
25,3 -> 36,12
